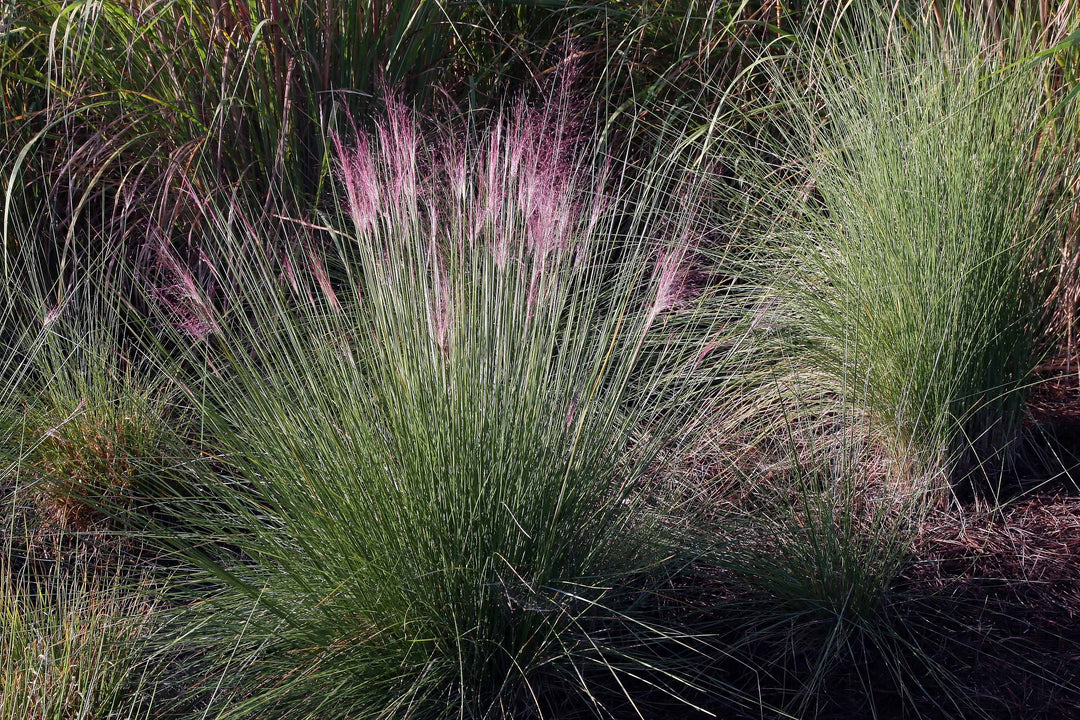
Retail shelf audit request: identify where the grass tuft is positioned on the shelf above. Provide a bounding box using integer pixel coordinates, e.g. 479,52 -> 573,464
747,8 -> 1075,489
147,88 -> 724,718
0,541 -> 157,720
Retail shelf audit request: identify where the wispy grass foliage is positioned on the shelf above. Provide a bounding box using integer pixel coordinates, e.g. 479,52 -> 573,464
150,90 -> 724,718
12,314 -> 182,530
748,9 -> 1075,486
0,543 -> 157,720
1,203 -> 187,532
13,0 -> 463,189
0,195 -> 165,720
712,424 -> 942,717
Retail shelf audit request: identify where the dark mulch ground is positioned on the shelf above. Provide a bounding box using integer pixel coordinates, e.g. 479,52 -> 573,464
850,357 -> 1080,719
894,495 -> 1080,719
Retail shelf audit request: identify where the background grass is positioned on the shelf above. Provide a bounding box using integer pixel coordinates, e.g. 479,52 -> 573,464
2,1 -> 1079,718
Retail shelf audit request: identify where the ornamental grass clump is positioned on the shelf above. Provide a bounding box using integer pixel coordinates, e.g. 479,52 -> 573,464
157,94 -> 719,718
755,11 -> 1075,488
15,339 -> 179,531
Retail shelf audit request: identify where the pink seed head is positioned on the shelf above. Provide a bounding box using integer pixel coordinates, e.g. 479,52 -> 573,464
42,303 -> 63,327
339,135 -> 381,234
309,253 -> 340,312
155,242 -> 220,340
646,245 -> 690,329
